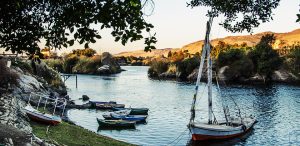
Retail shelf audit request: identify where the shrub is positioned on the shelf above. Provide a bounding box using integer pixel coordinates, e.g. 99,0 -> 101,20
217,49 -> 254,79
12,60 -> 33,74
248,34 -> 282,80
63,55 -> 79,73
148,59 -> 169,77
176,57 -> 200,79
0,60 -> 20,88
44,59 -> 63,72
288,48 -> 300,73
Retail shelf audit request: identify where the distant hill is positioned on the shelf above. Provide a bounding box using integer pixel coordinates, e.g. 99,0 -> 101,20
116,28 -> 300,57
115,48 -> 180,58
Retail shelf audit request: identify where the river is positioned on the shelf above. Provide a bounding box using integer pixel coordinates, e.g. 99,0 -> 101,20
65,66 -> 300,146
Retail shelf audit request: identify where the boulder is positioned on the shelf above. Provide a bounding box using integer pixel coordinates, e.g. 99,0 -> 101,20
81,95 -> 90,101
97,52 -> 122,75
272,69 -> 299,83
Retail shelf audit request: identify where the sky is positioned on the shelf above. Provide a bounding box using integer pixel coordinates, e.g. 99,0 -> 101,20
2,0 -> 300,55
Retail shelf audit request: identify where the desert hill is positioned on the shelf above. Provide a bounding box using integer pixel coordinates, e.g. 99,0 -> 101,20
116,28 -> 300,57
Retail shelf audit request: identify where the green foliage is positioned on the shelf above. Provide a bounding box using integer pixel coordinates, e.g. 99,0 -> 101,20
31,122 -> 132,146
73,56 -> 102,74
188,0 -> 280,32
288,47 -> 300,72
44,59 -> 64,72
63,55 -> 79,73
0,0 -> 156,54
12,60 -> 33,74
248,34 -> 282,80
217,49 -> 254,79
217,49 -> 246,67
72,48 -> 97,57
0,60 -> 20,88
148,60 -> 169,77
176,57 -> 200,79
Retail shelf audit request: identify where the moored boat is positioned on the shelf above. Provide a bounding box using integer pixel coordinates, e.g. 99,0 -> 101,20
24,94 -> 66,125
24,105 -> 61,125
102,109 -> 131,120
188,17 -> 257,141
95,103 -> 125,109
89,101 -> 117,106
96,118 -> 136,128
112,107 -> 149,115
110,113 -> 147,122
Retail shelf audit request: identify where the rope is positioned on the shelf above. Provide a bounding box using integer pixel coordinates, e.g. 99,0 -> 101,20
166,128 -> 189,146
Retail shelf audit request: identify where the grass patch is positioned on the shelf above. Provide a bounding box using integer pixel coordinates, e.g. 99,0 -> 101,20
31,121 -> 134,146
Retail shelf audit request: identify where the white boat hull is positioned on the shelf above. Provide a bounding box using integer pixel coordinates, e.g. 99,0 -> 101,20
190,117 -> 256,141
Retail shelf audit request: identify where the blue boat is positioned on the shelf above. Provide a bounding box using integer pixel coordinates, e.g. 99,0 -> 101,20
112,107 -> 149,115
110,113 -> 147,122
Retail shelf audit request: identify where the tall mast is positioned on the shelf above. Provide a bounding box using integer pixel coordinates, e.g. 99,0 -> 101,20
205,18 -> 213,124
189,17 -> 213,125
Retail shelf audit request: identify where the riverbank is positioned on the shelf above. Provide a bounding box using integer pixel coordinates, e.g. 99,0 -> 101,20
31,121 -> 133,146
0,58 -> 133,145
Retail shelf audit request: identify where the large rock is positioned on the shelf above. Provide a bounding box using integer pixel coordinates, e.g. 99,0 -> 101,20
272,69 -> 299,83
97,52 -> 122,75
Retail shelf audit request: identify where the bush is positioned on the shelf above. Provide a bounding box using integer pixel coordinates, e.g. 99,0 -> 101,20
148,59 -> 169,77
217,49 -> 254,79
12,60 -> 33,74
248,34 -> 282,80
288,48 -> 300,73
0,60 -> 20,88
176,57 -> 200,79
44,59 -> 63,72
63,55 -> 79,73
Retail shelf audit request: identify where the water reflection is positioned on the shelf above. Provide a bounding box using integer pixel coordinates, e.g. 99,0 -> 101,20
66,66 -> 300,145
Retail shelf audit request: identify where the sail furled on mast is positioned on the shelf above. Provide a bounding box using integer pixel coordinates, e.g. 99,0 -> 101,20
189,17 -> 214,124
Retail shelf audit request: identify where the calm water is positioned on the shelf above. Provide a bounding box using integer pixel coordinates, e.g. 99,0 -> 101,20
65,66 -> 300,146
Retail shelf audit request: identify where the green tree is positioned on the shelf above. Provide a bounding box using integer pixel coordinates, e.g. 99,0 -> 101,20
248,34 -> 282,81
289,47 -> 300,72
0,0 -> 156,54
188,0 -> 281,32
217,49 -> 254,79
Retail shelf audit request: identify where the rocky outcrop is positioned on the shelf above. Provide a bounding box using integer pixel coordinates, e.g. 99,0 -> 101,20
97,52 -> 123,75
0,59 -> 65,145
272,69 -> 299,83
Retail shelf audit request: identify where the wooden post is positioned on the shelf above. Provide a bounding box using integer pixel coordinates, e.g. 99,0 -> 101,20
76,74 -> 78,89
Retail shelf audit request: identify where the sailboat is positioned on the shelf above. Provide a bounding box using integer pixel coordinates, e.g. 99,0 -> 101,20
188,17 -> 257,141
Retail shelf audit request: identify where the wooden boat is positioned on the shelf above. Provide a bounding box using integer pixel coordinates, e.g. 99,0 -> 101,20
110,113 -> 147,122
95,103 -> 125,109
188,17 -> 257,141
24,94 -> 66,125
89,101 -> 117,106
102,109 -> 131,120
112,107 -> 149,115
96,118 -> 136,128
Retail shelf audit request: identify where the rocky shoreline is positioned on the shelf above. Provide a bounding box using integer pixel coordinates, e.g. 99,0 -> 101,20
0,58 -> 130,146
150,66 -> 300,85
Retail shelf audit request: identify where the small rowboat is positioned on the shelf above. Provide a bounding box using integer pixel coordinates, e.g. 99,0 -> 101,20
95,103 -> 125,109
110,113 -> 147,122
24,105 -> 61,125
103,110 -> 131,120
112,107 -> 149,115
89,101 -> 117,106
96,118 -> 136,128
